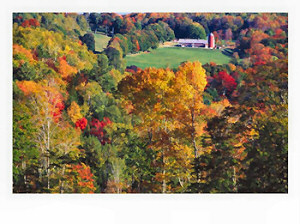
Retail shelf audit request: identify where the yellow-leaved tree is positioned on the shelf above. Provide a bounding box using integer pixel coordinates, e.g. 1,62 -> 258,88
119,62 -> 211,192
168,61 -> 207,158
67,101 -> 82,124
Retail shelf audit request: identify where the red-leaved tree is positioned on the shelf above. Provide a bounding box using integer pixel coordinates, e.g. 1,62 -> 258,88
75,117 -> 88,130
90,117 -> 112,144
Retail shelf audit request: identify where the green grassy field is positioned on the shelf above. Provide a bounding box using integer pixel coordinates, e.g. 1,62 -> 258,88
125,47 -> 232,69
94,33 -> 111,52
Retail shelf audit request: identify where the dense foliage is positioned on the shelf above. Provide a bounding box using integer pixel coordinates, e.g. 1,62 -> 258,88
13,12 -> 287,193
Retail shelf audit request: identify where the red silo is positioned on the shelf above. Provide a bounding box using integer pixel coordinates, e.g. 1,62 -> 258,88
208,33 -> 215,49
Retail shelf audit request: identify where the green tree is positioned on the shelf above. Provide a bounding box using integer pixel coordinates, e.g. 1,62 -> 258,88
105,47 -> 125,71
80,33 -> 95,52
238,106 -> 288,192
237,60 -> 288,192
13,84 -> 39,192
187,22 -> 206,39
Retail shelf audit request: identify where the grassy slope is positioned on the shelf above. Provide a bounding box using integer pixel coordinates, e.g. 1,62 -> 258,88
125,47 -> 231,69
94,33 -> 111,52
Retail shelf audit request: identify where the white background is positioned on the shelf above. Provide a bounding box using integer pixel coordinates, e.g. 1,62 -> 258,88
1,0 -> 299,223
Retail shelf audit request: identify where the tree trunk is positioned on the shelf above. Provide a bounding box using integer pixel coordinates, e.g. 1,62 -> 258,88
191,110 -> 198,158
178,177 -> 184,188
46,119 -> 50,190
60,164 -> 66,193
162,148 -> 166,193
162,169 -> 166,193
21,160 -> 28,191
232,166 -> 237,192
139,174 -> 142,193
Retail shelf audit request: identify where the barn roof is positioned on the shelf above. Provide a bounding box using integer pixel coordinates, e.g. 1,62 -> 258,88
178,39 -> 208,44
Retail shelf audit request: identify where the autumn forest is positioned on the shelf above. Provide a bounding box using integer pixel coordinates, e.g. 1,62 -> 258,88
13,13 -> 288,193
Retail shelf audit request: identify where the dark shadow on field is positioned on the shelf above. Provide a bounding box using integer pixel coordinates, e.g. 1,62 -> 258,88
221,48 -> 234,57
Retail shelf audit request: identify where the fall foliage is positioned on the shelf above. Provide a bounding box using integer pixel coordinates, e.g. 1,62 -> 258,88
13,12 -> 287,193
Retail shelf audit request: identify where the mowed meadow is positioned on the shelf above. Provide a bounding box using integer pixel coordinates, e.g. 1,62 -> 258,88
94,32 -> 111,52
125,47 -> 231,69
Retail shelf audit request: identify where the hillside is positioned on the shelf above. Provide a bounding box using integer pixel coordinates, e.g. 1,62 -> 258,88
12,12 -> 288,195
